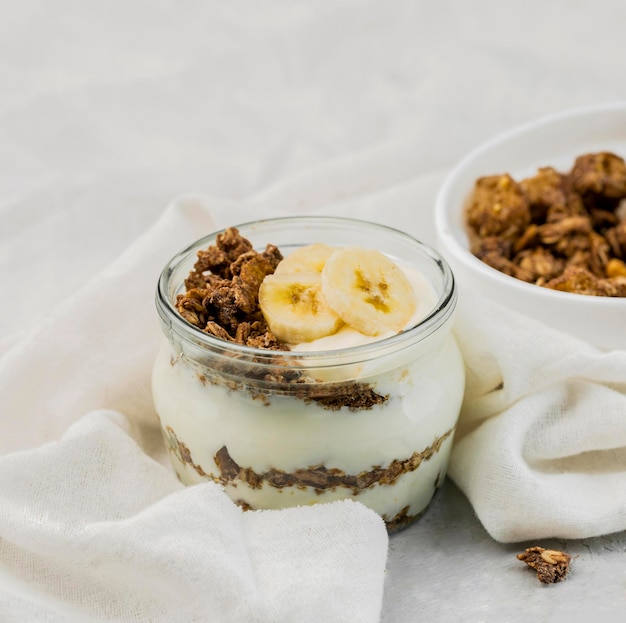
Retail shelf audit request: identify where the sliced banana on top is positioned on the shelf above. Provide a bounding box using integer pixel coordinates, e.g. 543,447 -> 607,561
321,247 -> 417,336
259,271 -> 343,344
274,243 -> 336,274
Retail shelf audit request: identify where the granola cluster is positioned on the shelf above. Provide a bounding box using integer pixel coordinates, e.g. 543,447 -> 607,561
173,227 -> 388,410
176,227 -> 284,348
466,152 -> 626,296
517,546 -> 571,584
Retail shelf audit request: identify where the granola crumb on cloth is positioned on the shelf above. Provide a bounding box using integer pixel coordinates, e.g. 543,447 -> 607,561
517,546 -> 572,584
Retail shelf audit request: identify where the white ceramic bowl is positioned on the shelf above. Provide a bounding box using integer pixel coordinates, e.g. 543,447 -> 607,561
435,103 -> 626,351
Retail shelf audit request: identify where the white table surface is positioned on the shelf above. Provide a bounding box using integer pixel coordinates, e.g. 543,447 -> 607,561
2,2 -> 625,620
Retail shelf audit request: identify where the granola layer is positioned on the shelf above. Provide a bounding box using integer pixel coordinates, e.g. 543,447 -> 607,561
162,423 -> 454,531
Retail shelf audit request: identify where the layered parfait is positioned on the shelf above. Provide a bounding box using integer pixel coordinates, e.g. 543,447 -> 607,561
153,218 -> 465,531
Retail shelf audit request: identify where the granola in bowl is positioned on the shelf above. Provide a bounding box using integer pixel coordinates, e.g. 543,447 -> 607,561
435,103 -> 626,350
466,152 -> 626,297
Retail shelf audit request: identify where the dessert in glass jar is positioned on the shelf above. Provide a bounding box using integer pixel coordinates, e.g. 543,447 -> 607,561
153,217 -> 465,532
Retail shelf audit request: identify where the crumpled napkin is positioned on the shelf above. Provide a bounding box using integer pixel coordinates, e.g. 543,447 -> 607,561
0,196 -> 388,622
0,410 -> 387,622
449,290 -> 626,543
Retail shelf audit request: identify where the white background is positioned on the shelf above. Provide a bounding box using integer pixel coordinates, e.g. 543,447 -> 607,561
2,1 -> 626,620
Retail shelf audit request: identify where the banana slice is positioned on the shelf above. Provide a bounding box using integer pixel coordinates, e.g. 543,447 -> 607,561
321,247 -> 417,336
259,271 -> 343,343
274,243 -> 336,274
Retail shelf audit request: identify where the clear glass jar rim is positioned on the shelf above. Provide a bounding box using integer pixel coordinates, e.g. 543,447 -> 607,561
156,216 -> 457,365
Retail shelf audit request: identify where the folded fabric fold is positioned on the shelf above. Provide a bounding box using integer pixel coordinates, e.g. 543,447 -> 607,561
449,291 -> 626,542
0,410 -> 388,622
0,194 -> 216,455
0,195 -> 388,622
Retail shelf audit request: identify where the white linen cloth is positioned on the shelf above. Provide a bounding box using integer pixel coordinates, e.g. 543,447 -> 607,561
0,197 -> 389,622
0,410 -> 387,622
451,293 -> 626,543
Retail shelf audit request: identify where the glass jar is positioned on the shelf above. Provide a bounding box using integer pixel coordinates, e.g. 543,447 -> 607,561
153,217 -> 465,532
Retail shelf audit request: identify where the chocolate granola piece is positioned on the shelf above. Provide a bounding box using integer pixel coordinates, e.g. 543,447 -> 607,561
606,220 -> 626,259
214,445 -> 241,482
187,226 -> 254,285
588,230 -> 611,276
590,206 -> 621,230
260,244 -> 284,270
231,245 -> 283,275
545,176 -> 588,223
570,152 -> 626,200
513,247 -> 564,283
517,546 -> 571,584
605,276 -> 626,296
184,271 -> 209,291
466,174 -> 531,239
471,235 -> 514,259
204,282 -> 243,330
176,288 -> 209,327
162,426 -> 208,477
190,246 -> 227,282
536,216 -> 610,275
470,234 -> 536,281
537,215 -> 592,246
544,265 -> 626,296
231,250 -> 277,286
204,321 -> 233,342
218,227 -> 255,259
305,385 -> 388,411
520,167 -> 568,223
543,265 -> 599,295
512,225 -> 540,253
231,318 -> 282,349
475,249 -> 535,283
383,506 -> 421,532
176,227 -> 286,346
245,332 -> 283,350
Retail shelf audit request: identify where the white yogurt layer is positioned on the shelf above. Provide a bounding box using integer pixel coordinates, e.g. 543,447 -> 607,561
152,317 -> 465,524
